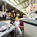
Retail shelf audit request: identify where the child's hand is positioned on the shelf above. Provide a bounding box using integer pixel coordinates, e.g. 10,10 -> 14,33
12,22 -> 15,25
12,22 -> 13,23
17,28 -> 18,31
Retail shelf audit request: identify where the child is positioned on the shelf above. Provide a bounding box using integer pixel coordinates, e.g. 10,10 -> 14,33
12,17 -> 22,37
10,15 -> 15,24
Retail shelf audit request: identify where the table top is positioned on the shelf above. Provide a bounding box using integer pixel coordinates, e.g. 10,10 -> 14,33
19,18 -> 37,26
0,22 -> 15,37
0,25 -> 15,37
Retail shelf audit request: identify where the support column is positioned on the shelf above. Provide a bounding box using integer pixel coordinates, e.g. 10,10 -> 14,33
4,2 -> 6,12
2,5 -> 4,12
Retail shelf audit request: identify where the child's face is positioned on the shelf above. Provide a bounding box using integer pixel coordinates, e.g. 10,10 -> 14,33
15,18 -> 19,21
15,19 -> 19,21
16,20 -> 18,21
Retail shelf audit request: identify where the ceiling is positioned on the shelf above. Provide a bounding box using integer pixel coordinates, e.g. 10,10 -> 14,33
0,1 -> 4,11
0,1 -> 15,12
0,0 -> 37,14
0,0 -> 25,15
6,3 -> 15,12
8,0 -> 37,13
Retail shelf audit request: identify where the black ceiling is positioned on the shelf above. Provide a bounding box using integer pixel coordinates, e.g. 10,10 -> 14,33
0,1 -> 25,14
0,1 -> 15,12
0,1 -> 4,11
6,3 -> 15,12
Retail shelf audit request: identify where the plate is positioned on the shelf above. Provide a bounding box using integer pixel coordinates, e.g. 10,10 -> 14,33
0,26 -> 7,32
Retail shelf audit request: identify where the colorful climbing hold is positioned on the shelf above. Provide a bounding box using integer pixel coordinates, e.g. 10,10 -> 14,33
29,13 -> 31,15
31,4 -> 33,6
33,7 -> 35,8
31,10 -> 32,11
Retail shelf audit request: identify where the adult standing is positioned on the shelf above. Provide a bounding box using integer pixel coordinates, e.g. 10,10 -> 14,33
10,11 -> 15,37
2,12 -> 7,20
13,10 -> 16,18
10,10 -> 17,24
10,15 -> 15,24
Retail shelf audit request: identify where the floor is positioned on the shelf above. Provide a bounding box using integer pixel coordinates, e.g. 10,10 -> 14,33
0,20 -> 37,37
0,20 -> 10,23
5,31 -> 29,37
5,34 -> 12,37
2,25 -> 37,37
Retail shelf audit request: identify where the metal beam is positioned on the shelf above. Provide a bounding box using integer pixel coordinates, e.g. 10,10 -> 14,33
28,0 -> 29,5
9,0 -> 16,6
18,0 -> 27,9
31,0 -> 32,4
20,6 -> 28,10
34,0 -> 35,3
16,0 -> 28,6
23,10 -> 26,11
18,0 -> 24,9
24,2 -> 27,7
19,0 -> 24,8
14,0 -> 22,9
14,0 -> 18,4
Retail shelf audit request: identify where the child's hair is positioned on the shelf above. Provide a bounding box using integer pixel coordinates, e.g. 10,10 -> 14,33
15,17 -> 19,21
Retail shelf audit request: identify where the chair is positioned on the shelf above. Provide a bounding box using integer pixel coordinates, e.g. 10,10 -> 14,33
14,21 -> 24,37
20,21 -> 24,37
20,21 -> 24,31
15,21 -> 24,37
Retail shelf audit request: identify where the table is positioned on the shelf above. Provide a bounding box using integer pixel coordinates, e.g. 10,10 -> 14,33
19,18 -> 37,26
19,18 -> 37,37
0,22 -> 15,37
